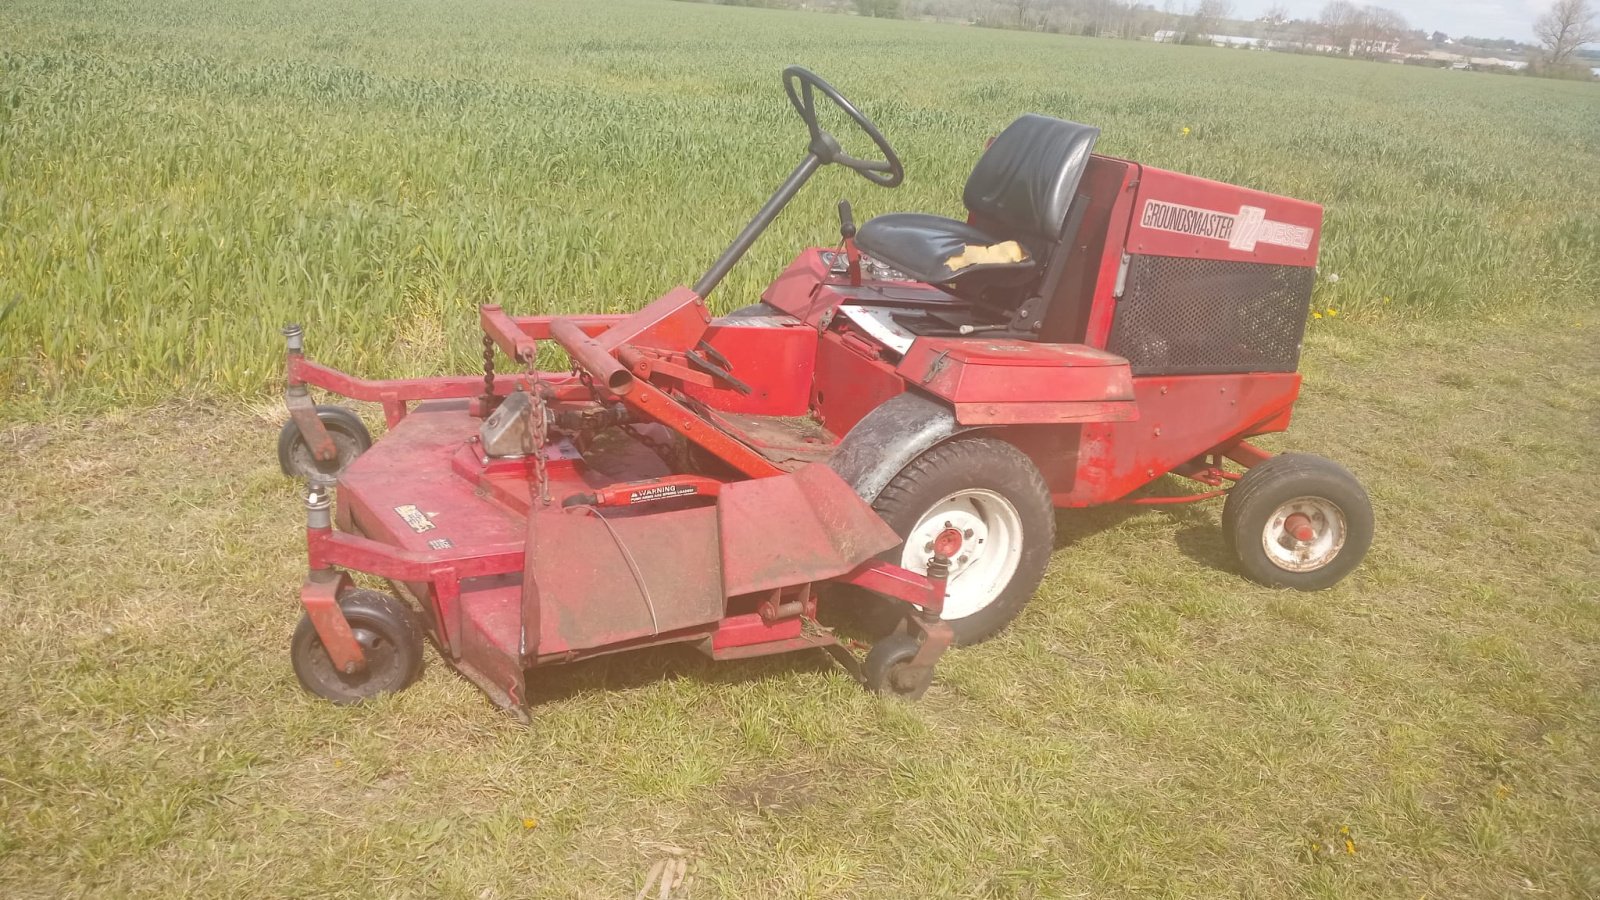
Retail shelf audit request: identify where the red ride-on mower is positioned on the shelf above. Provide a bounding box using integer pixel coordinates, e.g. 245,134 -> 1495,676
277,67 -> 1372,714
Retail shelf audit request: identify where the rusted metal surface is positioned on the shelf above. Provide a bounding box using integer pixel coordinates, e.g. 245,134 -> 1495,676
719,464 -> 900,597
300,576 -> 366,673
284,387 -> 338,462
702,409 -> 835,469
527,505 -> 724,656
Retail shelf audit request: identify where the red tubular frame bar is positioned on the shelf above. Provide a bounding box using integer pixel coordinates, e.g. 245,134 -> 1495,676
1116,442 -> 1268,506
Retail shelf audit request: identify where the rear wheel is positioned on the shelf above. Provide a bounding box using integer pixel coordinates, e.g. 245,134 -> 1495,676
278,405 -> 371,479
1222,453 -> 1373,590
869,437 -> 1055,645
291,590 -> 425,704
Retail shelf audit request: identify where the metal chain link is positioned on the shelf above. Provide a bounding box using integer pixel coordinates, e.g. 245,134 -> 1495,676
481,333 -> 496,399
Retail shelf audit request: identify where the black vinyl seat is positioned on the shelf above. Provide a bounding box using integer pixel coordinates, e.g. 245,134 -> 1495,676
855,114 -> 1100,309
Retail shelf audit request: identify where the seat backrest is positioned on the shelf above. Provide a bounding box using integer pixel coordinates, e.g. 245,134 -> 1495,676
962,114 -> 1100,256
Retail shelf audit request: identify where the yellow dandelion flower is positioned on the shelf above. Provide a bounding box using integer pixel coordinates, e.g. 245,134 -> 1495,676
1180,126 -> 1191,136
1326,308 -> 1339,317
522,817 -> 539,830
1345,838 -> 1356,855
1312,311 -> 1323,319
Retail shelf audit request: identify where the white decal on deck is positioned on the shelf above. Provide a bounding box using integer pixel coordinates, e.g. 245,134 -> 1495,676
1140,199 -> 1313,252
394,504 -> 436,533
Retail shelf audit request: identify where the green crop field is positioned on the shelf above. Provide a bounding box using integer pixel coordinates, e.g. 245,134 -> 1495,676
2,0 -> 1598,897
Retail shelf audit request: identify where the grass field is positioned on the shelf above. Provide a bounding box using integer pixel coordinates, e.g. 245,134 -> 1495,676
2,0 -> 1599,897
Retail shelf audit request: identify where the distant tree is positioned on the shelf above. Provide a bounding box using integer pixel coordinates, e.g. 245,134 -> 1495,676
1189,0 -> 1232,39
854,0 -> 903,16
1318,0 -> 1360,46
1261,3 -> 1289,25
1534,0 -> 1599,65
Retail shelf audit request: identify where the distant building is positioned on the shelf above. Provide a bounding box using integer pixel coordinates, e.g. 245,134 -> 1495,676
1349,38 -> 1400,56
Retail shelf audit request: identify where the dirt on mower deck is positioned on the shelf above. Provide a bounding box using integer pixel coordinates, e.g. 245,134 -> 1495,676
1,313 -> 1597,898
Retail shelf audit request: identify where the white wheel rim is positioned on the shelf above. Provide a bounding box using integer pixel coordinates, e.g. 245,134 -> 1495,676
899,488 -> 1024,620
1261,496 -> 1346,572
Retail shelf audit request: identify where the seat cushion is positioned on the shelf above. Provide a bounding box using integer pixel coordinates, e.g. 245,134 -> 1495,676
855,212 -> 1037,286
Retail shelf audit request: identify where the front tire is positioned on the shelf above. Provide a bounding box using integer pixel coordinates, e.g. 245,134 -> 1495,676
291,590 -> 425,704
1222,453 -> 1373,590
870,436 -> 1055,645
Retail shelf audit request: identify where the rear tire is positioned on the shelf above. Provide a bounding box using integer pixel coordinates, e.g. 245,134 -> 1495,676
867,436 -> 1055,645
1222,453 -> 1373,590
278,405 -> 371,479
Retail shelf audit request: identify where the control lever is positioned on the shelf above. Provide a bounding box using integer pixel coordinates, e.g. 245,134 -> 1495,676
686,346 -> 754,395
838,199 -> 862,286
695,339 -> 734,373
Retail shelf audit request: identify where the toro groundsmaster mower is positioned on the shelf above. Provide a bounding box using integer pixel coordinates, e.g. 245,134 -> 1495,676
277,67 -> 1373,714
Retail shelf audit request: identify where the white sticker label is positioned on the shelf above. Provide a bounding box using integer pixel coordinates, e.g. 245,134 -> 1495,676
394,504 -> 435,533
1140,200 -> 1313,252
427,537 -> 453,550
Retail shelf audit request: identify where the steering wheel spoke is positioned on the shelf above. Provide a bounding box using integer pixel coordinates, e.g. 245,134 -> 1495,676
782,66 -> 904,189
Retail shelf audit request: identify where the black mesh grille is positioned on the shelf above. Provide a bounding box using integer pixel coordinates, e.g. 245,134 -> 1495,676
1106,255 -> 1314,376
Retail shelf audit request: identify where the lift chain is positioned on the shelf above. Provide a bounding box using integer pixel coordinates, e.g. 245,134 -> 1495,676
481,333 -> 496,400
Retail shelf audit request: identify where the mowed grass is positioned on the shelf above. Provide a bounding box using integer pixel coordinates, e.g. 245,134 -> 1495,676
2,0 -> 1600,897
3,312 -> 1598,898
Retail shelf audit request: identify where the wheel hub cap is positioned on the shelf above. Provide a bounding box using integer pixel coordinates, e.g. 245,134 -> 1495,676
902,489 -> 1024,621
1262,497 -> 1347,572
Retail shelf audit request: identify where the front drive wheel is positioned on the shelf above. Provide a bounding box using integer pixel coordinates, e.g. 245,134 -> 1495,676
872,437 -> 1055,645
1222,453 -> 1374,590
291,590 -> 425,704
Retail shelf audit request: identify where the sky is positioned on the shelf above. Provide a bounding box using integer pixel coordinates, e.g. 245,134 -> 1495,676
1229,0 -> 1549,43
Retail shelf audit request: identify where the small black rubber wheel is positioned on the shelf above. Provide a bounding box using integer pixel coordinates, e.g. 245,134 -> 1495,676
278,405 -> 371,479
863,633 -> 933,700
291,590 -> 425,704
1222,453 -> 1373,590
867,436 -> 1055,645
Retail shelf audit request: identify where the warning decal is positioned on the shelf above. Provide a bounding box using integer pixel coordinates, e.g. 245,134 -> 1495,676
628,484 -> 698,504
1140,199 -> 1313,252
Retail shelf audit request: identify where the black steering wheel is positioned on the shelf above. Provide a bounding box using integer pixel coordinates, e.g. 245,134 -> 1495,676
783,66 -> 904,189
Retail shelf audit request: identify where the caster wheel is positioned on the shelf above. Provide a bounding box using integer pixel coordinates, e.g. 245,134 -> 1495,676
278,405 -> 372,479
863,634 -> 934,700
291,590 -> 424,704
1222,453 -> 1374,590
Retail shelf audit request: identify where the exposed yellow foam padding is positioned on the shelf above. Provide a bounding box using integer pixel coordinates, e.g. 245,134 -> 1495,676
944,240 -> 1028,272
